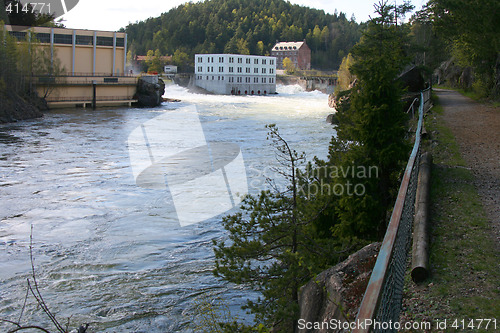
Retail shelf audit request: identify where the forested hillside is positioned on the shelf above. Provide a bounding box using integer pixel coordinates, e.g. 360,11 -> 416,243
123,0 -> 362,70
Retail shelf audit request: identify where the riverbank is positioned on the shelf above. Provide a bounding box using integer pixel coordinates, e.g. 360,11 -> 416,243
400,90 -> 500,329
0,92 -> 46,123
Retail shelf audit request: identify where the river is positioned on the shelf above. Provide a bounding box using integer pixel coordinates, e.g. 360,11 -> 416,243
0,84 -> 334,332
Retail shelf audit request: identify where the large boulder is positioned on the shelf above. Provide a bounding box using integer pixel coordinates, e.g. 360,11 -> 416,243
135,76 -> 166,107
434,58 -> 475,89
297,242 -> 381,333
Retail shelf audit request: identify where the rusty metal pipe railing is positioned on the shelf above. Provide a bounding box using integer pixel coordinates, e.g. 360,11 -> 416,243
353,88 -> 431,332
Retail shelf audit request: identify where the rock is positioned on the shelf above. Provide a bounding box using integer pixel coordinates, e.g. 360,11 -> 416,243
434,58 -> 474,89
326,113 -> 337,124
328,93 -> 335,108
134,76 -> 166,107
297,242 -> 381,333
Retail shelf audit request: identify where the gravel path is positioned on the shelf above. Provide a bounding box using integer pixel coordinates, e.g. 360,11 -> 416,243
435,89 -> 500,247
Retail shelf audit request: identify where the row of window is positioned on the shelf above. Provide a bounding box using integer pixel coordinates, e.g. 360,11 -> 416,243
8,31 -> 125,47
274,46 -> 298,50
198,56 -> 275,65
272,51 -> 298,56
196,75 -> 275,84
198,66 -> 274,74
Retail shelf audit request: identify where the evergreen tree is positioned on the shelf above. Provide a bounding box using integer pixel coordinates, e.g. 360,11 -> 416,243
327,0 -> 412,241
213,125 -> 339,332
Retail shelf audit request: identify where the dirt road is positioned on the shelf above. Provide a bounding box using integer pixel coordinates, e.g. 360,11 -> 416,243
434,89 -> 500,246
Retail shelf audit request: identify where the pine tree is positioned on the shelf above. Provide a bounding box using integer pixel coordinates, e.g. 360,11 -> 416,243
327,0 -> 412,241
213,125 -> 339,332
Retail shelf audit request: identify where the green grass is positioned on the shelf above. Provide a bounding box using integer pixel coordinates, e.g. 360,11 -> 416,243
402,93 -> 500,331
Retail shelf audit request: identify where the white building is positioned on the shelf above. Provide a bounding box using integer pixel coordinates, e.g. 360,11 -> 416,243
195,54 -> 276,95
164,65 -> 178,74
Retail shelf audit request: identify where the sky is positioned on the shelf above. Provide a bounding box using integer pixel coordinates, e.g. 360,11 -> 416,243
60,0 -> 428,32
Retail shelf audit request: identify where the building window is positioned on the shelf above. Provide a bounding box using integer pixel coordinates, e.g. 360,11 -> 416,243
254,68 -> 258,73
270,59 -> 274,65
9,31 -> 27,40
229,67 -> 234,73
270,68 -> 274,74
237,67 -> 242,73
254,77 -> 258,83
75,35 -> 93,45
254,59 -> 259,64
246,68 -> 250,73
219,67 -> 224,72
262,59 -> 266,65
198,57 -> 203,63
198,66 -> 202,72
96,36 -> 113,46
262,78 -> 267,83
116,37 -> 125,47
246,58 -> 251,64
211,57 -> 214,62
229,57 -> 234,63
237,58 -> 242,63
262,68 -> 266,74
35,32 -> 51,43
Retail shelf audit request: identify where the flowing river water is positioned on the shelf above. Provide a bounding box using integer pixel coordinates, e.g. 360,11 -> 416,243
0,84 -> 334,332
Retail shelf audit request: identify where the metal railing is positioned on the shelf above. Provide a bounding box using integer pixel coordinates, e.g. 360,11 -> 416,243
354,88 -> 431,333
32,72 -> 137,78
37,79 -> 137,86
45,96 -> 137,102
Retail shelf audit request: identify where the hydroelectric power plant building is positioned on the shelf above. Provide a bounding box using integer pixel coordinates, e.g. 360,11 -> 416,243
194,54 -> 276,95
4,24 -> 137,108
